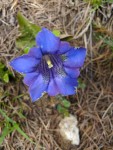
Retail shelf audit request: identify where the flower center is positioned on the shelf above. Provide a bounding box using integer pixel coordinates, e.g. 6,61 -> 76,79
37,54 -> 66,82
44,55 -> 53,68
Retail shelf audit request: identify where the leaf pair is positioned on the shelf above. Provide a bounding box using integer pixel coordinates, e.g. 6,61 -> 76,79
16,12 -> 41,50
16,12 -> 73,53
56,96 -> 71,117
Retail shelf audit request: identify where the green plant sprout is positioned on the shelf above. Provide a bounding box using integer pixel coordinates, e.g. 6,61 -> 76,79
78,78 -> 86,90
99,36 -> 113,51
17,12 -> 62,54
56,96 -> 71,117
16,12 -> 41,50
84,0 -> 113,10
0,108 -> 35,145
0,62 -> 13,83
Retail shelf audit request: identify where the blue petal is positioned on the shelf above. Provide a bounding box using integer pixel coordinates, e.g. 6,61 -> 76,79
36,28 -> 60,54
47,72 -> 59,96
47,75 -> 78,96
55,76 -> 78,95
28,47 -> 42,59
47,79 -> 59,96
63,47 -> 86,68
64,66 -> 80,78
10,55 -> 40,73
57,41 -> 71,54
23,72 -> 39,86
29,74 -> 48,101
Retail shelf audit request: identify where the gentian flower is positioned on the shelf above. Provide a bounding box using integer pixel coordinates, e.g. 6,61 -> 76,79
10,28 -> 86,101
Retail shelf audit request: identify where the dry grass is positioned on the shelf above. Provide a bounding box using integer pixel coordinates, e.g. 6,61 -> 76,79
0,0 -> 113,150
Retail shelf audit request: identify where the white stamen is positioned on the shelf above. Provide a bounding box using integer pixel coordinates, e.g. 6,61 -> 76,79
44,55 -> 53,68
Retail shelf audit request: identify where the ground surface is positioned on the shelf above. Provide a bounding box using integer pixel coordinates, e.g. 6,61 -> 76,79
0,0 -> 113,150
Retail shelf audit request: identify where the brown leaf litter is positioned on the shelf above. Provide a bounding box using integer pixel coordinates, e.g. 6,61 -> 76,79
0,0 -> 113,150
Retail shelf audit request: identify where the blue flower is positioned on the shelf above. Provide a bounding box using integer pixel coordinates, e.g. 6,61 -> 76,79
10,28 -> 86,101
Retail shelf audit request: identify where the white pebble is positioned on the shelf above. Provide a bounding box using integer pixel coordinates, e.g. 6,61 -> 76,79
59,115 -> 80,145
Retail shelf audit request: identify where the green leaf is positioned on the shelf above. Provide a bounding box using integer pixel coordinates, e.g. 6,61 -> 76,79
16,37 -> 36,50
84,0 -> 102,7
16,12 -> 41,49
23,47 -> 31,54
52,30 -> 60,37
107,0 -> 113,3
0,109 -> 35,144
17,12 -> 41,37
0,125 -> 13,145
56,96 -> 71,108
3,73 -> 9,83
13,123 -> 34,143
78,78 -> 86,89
0,62 -> 5,69
62,100 -> 71,108
0,63 -> 6,79
0,109 -> 16,124
99,36 -> 113,51
57,104 -> 69,117
17,112 -> 26,119
0,62 -> 13,83
12,94 -> 25,101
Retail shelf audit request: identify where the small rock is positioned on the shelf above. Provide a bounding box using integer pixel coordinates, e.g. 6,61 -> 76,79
59,115 -> 80,145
